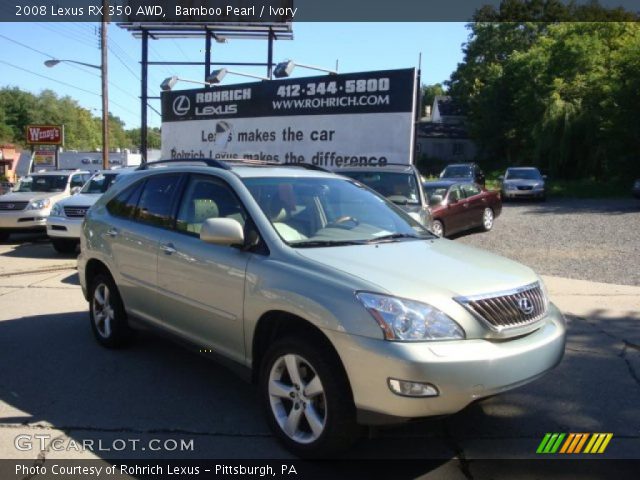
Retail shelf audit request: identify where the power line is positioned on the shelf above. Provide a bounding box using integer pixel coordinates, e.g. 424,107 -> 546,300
0,59 -> 139,118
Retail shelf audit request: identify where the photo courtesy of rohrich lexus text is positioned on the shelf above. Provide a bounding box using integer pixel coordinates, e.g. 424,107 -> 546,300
0,1 -> 639,479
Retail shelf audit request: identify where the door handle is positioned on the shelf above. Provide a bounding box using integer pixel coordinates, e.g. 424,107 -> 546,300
463,203 -> 469,208
106,228 -> 119,238
160,243 -> 177,255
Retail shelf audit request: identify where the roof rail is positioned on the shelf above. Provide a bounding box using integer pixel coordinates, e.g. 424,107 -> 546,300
136,157 -> 332,173
136,158 -> 231,171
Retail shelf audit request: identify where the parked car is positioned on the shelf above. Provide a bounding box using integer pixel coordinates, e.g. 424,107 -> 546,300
0,169 -> 91,242
339,164 -> 432,227
633,179 -> 640,199
423,180 -> 502,237
0,181 -> 14,195
439,163 -> 486,186
47,169 -> 133,253
78,158 -> 565,457
500,167 -> 547,200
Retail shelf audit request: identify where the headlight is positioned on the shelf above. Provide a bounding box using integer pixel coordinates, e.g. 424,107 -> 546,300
356,292 -> 465,341
50,203 -> 63,217
26,198 -> 51,210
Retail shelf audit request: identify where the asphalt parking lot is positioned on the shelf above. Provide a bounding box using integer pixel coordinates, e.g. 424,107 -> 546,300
0,198 -> 639,478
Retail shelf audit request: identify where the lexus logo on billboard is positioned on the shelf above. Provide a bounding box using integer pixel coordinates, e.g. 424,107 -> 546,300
172,96 -> 191,116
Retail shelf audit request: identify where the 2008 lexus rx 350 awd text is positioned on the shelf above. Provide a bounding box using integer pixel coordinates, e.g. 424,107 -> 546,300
77,159 -> 566,457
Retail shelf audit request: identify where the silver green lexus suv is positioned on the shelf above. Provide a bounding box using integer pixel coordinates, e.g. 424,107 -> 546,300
78,159 -> 566,457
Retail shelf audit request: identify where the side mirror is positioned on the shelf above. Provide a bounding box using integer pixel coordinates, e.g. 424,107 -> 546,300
543,175 -> 548,180
200,218 -> 245,246
430,194 -> 443,206
498,175 -> 504,181
449,196 -> 458,205
71,186 -> 82,195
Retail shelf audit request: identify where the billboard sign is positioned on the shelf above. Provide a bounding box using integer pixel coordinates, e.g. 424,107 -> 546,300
161,68 -> 418,169
33,145 -> 57,166
25,125 -> 64,146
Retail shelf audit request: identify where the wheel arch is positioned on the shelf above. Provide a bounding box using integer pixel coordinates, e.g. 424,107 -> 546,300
251,310 -> 353,400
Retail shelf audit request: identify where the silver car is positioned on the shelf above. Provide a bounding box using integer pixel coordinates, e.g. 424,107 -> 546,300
500,167 -> 547,200
78,159 -> 566,457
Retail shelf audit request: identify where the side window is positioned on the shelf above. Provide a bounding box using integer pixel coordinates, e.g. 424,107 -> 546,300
136,174 -> 182,228
176,175 -> 247,236
448,186 -> 461,202
70,175 -> 85,188
461,184 -> 481,198
107,180 -> 145,219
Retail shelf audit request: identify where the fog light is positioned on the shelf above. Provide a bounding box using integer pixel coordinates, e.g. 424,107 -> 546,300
388,378 -> 439,397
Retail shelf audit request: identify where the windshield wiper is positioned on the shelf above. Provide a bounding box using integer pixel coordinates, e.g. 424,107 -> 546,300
365,233 -> 431,244
292,239 -> 369,248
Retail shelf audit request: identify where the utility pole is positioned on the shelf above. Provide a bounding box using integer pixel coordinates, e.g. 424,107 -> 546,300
101,0 -> 109,170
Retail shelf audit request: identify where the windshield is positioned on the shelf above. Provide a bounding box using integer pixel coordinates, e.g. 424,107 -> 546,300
243,177 -> 432,247
441,166 -> 472,178
339,171 -> 420,206
505,168 -> 542,180
16,175 -> 68,193
81,173 -> 119,194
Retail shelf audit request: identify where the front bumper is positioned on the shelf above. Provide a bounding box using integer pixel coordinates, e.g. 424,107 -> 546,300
47,216 -> 83,239
503,188 -> 545,199
328,303 -> 566,423
0,210 -> 49,231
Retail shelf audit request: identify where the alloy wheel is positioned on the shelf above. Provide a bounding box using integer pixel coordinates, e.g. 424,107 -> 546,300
92,283 -> 114,338
483,208 -> 494,230
268,354 -> 327,444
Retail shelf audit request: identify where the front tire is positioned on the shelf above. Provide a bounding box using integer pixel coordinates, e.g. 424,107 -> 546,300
431,219 -> 444,237
89,273 -> 131,348
481,207 -> 494,231
51,238 -> 78,254
259,337 -> 359,458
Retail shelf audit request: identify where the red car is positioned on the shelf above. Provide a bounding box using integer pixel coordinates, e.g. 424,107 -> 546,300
423,180 -> 502,237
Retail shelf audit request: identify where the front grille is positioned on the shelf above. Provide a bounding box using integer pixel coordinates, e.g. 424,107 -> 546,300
455,282 -> 547,331
0,201 -> 28,211
517,186 -> 533,191
64,206 -> 90,218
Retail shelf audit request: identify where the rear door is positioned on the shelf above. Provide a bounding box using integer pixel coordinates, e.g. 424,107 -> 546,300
460,183 -> 484,228
104,173 -> 183,323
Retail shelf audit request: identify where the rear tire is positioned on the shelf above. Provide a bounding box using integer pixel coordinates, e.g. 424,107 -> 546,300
259,336 -> 360,458
89,273 -> 131,348
481,208 -> 494,232
51,238 -> 78,254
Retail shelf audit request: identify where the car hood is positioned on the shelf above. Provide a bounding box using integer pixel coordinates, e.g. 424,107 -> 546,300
55,193 -> 100,207
294,238 -> 538,303
0,191 -> 66,202
504,179 -> 543,187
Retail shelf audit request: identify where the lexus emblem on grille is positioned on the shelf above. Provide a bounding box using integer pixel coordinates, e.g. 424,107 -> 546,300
517,297 -> 534,315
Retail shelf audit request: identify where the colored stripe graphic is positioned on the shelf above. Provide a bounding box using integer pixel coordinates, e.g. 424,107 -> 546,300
538,433 -> 613,454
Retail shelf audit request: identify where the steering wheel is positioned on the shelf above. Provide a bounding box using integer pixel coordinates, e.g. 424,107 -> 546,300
325,215 -> 360,229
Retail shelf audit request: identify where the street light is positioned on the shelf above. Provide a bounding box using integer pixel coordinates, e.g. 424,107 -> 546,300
160,76 -> 213,91
206,68 -> 269,84
45,54 -> 109,170
273,60 -> 337,78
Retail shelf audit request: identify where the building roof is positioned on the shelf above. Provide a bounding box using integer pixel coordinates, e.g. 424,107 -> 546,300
434,95 -> 465,117
416,122 -> 470,139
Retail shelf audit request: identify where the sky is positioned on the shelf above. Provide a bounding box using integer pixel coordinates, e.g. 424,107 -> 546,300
0,22 -> 469,129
